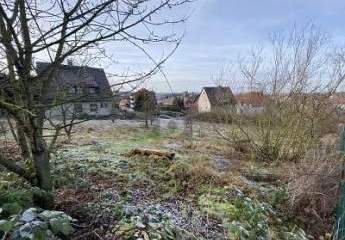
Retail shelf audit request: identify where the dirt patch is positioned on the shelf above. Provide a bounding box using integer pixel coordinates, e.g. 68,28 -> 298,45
55,187 -> 118,240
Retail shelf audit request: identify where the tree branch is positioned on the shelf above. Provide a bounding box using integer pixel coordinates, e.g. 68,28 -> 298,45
0,153 -> 35,184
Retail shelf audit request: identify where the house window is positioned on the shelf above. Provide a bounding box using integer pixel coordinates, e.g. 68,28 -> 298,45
89,87 -> 96,94
76,87 -> 82,94
74,103 -> 83,113
90,103 -> 98,112
69,86 -> 77,94
33,94 -> 39,102
100,102 -> 108,108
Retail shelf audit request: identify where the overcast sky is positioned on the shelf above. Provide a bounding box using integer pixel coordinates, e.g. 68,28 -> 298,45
108,0 -> 345,93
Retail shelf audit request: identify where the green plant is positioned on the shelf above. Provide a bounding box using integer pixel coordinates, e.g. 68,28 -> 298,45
264,187 -> 289,207
113,204 -> 193,240
0,207 -> 75,239
0,189 -> 33,218
254,140 -> 281,162
198,187 -> 307,240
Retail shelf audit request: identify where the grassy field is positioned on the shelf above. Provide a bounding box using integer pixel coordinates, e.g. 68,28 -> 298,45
0,119 -> 336,239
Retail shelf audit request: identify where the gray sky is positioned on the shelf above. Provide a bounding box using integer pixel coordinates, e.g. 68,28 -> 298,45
106,0 -> 345,93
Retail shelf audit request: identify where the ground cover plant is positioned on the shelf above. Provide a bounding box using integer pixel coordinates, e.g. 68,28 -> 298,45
0,1 -> 344,237
0,118 -> 337,239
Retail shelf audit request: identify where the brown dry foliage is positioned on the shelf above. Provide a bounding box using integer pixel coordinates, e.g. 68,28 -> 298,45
0,140 -> 20,160
286,150 -> 342,237
167,157 -> 231,192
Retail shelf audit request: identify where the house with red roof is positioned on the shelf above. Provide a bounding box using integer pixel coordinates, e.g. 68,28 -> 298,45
236,91 -> 266,115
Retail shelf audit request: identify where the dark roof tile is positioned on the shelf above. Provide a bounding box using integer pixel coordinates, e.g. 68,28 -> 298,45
36,62 -> 112,102
203,86 -> 237,106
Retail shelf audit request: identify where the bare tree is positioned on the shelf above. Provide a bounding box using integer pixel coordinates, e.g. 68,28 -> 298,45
217,24 -> 345,162
45,102 -> 88,150
0,0 -> 190,207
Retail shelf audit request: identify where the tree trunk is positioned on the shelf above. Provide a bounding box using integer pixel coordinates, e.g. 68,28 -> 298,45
145,114 -> 149,129
65,126 -> 72,143
33,150 -> 51,190
32,148 -> 54,209
30,114 -> 54,209
17,124 -> 31,160
6,114 -> 18,143
67,133 -> 72,143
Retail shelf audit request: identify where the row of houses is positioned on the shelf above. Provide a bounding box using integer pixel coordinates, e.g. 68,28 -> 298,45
0,60 -> 267,117
118,91 -> 196,113
6,61 -> 345,119
196,88 -> 345,117
196,87 -> 265,115
196,87 -> 345,116
116,86 -> 265,115
115,86 -> 345,117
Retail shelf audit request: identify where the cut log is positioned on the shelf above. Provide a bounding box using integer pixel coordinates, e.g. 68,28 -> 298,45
129,148 -> 175,160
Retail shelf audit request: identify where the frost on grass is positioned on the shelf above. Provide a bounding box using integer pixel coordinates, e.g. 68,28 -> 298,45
1,121 -> 316,239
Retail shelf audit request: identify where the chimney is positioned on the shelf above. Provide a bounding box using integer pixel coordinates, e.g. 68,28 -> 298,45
67,59 -> 73,66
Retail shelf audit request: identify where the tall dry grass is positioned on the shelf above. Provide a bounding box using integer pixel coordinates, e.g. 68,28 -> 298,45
286,145 -> 342,237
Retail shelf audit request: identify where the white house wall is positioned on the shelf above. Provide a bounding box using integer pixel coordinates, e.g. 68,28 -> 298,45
197,89 -> 212,113
46,101 -> 112,119
85,102 -> 112,116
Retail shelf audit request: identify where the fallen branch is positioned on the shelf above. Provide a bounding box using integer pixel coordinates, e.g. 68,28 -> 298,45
129,148 -> 175,160
0,153 -> 35,184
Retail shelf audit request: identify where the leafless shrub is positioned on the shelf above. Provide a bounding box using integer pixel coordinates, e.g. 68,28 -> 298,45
195,111 -> 231,124
215,24 -> 345,162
